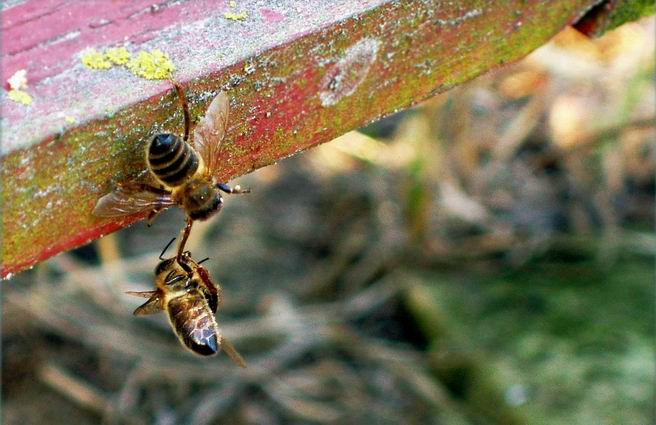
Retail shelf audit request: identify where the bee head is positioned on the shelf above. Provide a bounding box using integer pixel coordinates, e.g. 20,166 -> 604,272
183,179 -> 223,220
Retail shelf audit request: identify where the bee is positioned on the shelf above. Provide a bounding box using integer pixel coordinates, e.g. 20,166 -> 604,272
127,238 -> 246,367
93,82 -> 250,258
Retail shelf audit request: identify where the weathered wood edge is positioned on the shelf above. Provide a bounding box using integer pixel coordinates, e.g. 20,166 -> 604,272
1,0 -> 604,278
574,0 -> 655,36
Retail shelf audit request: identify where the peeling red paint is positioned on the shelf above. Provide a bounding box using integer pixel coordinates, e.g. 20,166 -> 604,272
260,8 -> 285,24
2,0 -> 231,84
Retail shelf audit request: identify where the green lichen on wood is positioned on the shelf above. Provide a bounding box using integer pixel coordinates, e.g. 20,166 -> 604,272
81,47 -> 175,80
81,49 -> 113,69
7,90 -> 32,105
127,50 -> 175,80
105,47 -> 131,65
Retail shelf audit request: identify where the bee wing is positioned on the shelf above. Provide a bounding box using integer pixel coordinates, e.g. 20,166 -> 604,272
193,91 -> 229,176
130,292 -> 164,316
126,290 -> 158,298
93,189 -> 175,217
219,336 -> 247,368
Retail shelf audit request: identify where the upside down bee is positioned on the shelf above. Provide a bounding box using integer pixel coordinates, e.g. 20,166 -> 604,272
93,82 -> 249,259
127,238 -> 246,367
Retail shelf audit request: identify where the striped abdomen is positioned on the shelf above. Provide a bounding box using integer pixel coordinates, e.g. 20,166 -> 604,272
148,133 -> 199,187
167,291 -> 219,356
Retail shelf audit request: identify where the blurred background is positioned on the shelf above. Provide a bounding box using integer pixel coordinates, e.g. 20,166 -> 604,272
3,18 -> 654,425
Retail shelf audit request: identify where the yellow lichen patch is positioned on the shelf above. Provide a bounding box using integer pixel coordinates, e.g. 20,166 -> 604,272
105,47 -> 131,65
65,116 -> 77,124
8,89 -> 32,105
81,49 -> 113,70
80,46 -> 175,80
224,11 -> 247,21
127,49 -> 175,80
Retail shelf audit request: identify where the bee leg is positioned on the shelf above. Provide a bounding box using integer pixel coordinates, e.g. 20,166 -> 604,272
146,208 -> 163,227
176,218 -> 194,261
217,183 -> 251,194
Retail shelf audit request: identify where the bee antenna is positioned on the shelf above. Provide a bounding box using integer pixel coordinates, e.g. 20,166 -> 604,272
171,81 -> 190,142
159,237 -> 176,260
198,257 -> 210,265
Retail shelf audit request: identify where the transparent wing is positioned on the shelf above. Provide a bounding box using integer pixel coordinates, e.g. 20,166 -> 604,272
126,290 -> 158,298
93,188 -> 175,217
193,91 -> 229,176
129,291 -> 164,316
220,336 -> 247,368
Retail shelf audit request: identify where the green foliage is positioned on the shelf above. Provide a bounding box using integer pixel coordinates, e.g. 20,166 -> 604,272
406,254 -> 654,425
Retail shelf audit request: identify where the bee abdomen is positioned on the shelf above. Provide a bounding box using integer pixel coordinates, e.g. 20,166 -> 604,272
148,134 -> 199,187
168,294 -> 219,356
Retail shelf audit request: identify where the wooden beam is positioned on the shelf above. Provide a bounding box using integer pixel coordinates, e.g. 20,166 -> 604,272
1,0 -> 604,278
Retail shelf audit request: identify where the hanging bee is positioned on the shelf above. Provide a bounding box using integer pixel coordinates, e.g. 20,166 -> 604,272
127,238 -> 246,366
93,82 -> 249,259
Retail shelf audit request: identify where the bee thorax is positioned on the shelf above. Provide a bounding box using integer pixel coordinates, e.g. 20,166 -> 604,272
176,179 -> 223,220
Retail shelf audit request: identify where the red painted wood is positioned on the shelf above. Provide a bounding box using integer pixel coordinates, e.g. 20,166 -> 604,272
1,0 -> 608,278
3,0 -> 230,83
